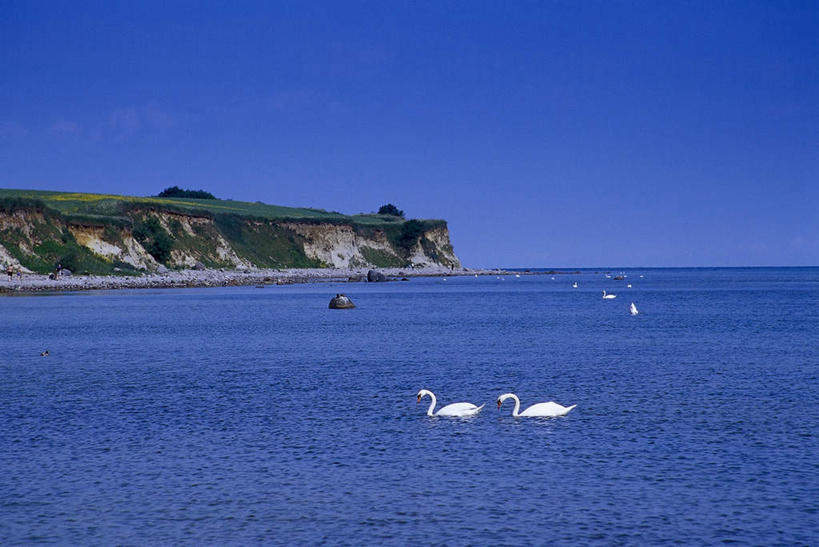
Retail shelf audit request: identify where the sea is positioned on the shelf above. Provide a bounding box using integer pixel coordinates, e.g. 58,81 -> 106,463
1,267 -> 817,545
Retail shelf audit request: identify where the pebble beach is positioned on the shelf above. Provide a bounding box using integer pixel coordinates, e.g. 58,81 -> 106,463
0,266 -> 510,293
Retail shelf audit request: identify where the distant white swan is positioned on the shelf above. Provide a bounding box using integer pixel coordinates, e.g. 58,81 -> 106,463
572,281 -> 578,288
515,274 -> 521,278
496,393 -> 576,417
630,302 -> 639,315
627,284 -> 632,288
602,290 -> 617,299
417,389 -> 485,417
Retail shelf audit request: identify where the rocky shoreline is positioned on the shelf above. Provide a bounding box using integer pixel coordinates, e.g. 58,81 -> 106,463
0,266 -> 513,294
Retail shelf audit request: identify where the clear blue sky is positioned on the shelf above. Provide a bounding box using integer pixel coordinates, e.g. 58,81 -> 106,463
2,1 -> 817,267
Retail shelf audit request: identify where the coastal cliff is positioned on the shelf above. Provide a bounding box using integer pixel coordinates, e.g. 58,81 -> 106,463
0,191 -> 461,275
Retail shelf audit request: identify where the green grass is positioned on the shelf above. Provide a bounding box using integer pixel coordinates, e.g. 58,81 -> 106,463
213,214 -> 323,268
359,246 -> 406,267
0,189 -> 443,226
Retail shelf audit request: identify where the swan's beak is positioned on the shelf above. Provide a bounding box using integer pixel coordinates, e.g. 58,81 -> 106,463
496,400 -> 501,409
416,395 -> 421,403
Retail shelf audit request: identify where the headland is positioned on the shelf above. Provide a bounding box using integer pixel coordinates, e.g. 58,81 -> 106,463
0,189 -> 462,284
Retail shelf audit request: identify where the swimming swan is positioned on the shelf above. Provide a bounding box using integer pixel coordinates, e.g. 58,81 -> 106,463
602,290 -> 617,299
496,393 -> 576,417
630,302 -> 639,315
416,389 -> 485,417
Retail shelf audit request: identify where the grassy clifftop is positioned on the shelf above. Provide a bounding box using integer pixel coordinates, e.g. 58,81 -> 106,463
0,189 -> 426,226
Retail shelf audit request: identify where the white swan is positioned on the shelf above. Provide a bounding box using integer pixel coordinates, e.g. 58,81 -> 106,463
630,302 -> 639,315
417,389 -> 485,417
602,290 -> 617,299
496,393 -> 576,417
572,281 -> 578,288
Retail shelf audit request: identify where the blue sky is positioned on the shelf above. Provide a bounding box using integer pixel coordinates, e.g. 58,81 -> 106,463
2,1 -> 817,267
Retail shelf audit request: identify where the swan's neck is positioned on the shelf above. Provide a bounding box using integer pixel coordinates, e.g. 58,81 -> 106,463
510,394 -> 521,417
426,393 -> 437,416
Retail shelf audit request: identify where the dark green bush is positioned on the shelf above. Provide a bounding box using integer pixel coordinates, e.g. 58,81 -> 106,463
378,203 -> 405,218
394,220 -> 424,254
133,217 -> 173,262
156,186 -> 216,200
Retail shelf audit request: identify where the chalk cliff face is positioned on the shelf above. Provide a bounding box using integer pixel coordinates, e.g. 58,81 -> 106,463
283,222 -> 460,269
0,206 -> 461,274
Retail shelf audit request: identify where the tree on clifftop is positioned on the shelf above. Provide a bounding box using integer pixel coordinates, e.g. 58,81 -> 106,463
156,186 -> 216,200
378,203 -> 405,218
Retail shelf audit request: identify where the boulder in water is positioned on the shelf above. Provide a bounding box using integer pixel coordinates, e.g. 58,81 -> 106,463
329,294 -> 355,309
367,269 -> 386,282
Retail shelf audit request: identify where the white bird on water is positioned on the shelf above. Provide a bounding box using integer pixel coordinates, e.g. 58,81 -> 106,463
496,393 -> 576,417
416,389 -> 485,417
602,290 -> 617,299
572,281 -> 578,288
630,302 -> 639,315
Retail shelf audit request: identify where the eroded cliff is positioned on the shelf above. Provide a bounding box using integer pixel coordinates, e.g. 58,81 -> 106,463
0,199 -> 461,274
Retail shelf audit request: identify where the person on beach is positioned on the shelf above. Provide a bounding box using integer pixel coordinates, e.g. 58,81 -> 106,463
6,264 -> 12,280
16,266 -> 21,279
55,262 -> 62,279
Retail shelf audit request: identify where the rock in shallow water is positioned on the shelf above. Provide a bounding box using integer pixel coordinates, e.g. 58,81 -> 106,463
367,269 -> 386,282
329,294 -> 355,309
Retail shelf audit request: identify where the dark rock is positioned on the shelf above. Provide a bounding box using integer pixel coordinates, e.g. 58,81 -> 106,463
329,293 -> 355,309
193,262 -> 206,271
61,269 -> 72,277
348,275 -> 366,282
367,269 -> 386,282
613,275 -> 625,280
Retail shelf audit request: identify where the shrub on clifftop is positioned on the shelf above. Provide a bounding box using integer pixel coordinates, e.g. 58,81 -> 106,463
156,186 -> 216,200
377,203 -> 404,218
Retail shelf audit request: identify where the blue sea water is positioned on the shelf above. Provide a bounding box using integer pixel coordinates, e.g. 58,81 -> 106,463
1,268 -> 818,545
